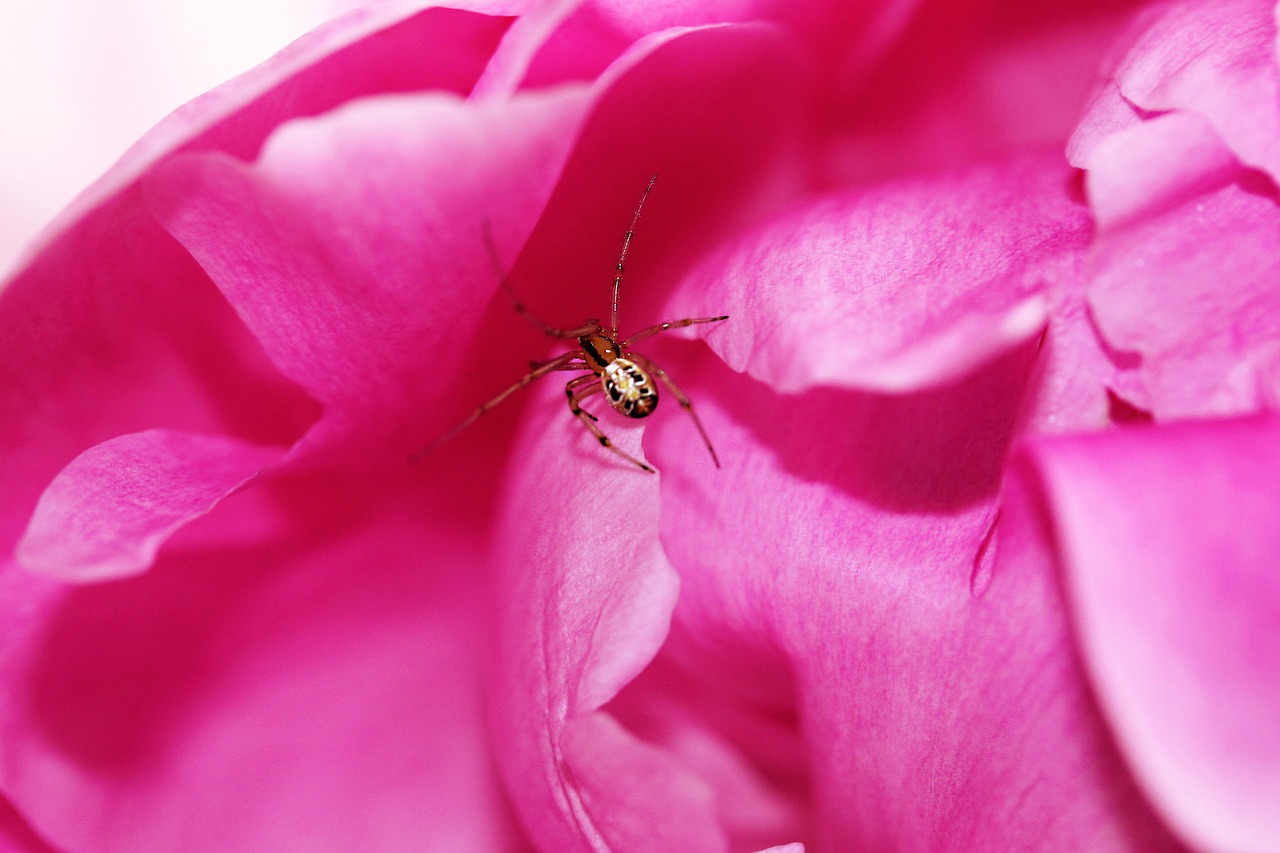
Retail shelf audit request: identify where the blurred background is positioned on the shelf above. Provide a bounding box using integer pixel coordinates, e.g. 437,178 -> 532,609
0,0 -> 362,273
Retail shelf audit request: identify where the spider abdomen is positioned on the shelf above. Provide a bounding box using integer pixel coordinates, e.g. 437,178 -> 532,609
602,359 -> 658,418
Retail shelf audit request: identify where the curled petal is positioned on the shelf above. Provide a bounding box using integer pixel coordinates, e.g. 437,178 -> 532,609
148,85 -> 593,459
1112,0 -> 1280,184
561,712 -> 726,852
1070,0 -> 1280,230
1088,174 -> 1280,417
1011,415 -> 1280,853
676,153 -> 1088,394
1074,110 -> 1241,230
16,430 -> 282,581
647,347 -> 1179,850
488,384 -> 686,849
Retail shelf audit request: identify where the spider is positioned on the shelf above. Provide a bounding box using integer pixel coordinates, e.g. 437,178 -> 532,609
418,175 -> 727,473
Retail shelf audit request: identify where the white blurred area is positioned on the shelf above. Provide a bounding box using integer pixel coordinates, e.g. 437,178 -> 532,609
0,0 -> 363,272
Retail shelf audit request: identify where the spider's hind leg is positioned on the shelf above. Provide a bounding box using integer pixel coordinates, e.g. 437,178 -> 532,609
566,377 -> 654,473
627,353 -> 720,468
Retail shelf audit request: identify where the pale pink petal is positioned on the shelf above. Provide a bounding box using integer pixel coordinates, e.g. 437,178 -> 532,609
644,346 -> 1181,850
1011,416 -> 1280,853
675,152 -> 1088,394
16,430 -> 282,582
1075,110 -> 1241,229
1088,174 -> 1280,417
1070,0 -> 1280,234
1111,0 -> 1280,184
1,485 -> 524,852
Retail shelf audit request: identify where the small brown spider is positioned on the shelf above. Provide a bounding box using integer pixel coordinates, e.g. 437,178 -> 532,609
419,175 -> 727,473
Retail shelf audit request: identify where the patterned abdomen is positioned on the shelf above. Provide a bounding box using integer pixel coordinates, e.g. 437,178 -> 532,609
602,358 -> 658,418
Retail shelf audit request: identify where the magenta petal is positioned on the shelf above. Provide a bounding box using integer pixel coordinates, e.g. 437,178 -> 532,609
649,347 -> 1180,850
2,495 -> 521,852
16,430 -> 282,581
676,152 -> 1088,394
1013,416 -> 1280,853
0,794 -> 58,853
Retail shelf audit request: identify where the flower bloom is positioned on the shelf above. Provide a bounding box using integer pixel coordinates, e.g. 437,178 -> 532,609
1,1 -> 1278,851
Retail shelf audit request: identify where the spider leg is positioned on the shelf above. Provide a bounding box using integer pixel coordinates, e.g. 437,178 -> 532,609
530,356 -> 587,371
627,353 -> 720,468
566,379 -> 655,473
481,222 -> 600,338
412,350 -> 585,460
620,315 -> 728,349
610,173 -> 658,338
565,373 -> 599,421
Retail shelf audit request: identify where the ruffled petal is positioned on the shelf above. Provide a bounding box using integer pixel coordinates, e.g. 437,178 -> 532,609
16,430 -> 283,581
1111,0 -> 1280,184
1,3 -> 506,581
647,345 -> 1181,850
1088,174 -> 1280,417
1012,416 -> 1280,853
150,21 -> 803,466
675,152 -> 1088,395
147,85 -> 591,461
1069,0 -> 1280,229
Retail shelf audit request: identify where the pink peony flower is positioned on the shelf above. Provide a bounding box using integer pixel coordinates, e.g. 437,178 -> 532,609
2,1 -> 1277,851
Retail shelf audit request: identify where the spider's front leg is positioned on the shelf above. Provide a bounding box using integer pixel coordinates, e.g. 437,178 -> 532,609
412,350 -> 582,460
620,315 -> 728,349
565,375 -> 655,473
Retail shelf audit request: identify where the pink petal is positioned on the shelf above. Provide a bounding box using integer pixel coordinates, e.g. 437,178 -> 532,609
1,485 -> 523,852
487,385 -> 688,849
519,0 -> 919,95
147,85 -> 592,460
1070,0 -> 1280,233
21,2 -> 507,262
560,712 -> 726,851
1074,109 -> 1242,230
1087,174 -> 1280,417
150,21 -> 803,464
1,4 -> 504,579
16,430 -> 282,582
1011,415 -> 1280,853
675,152 -> 1088,394
0,794 -> 58,853
1110,0 -> 1280,184
645,345 -> 1181,850
821,2 -> 1137,184
0,239 -> 317,580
